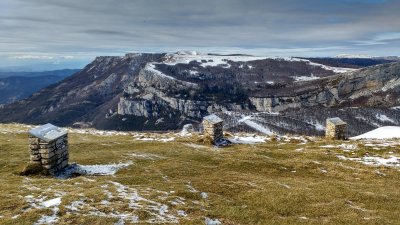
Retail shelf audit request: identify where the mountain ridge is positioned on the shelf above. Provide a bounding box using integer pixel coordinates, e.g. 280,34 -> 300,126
0,53 -> 398,135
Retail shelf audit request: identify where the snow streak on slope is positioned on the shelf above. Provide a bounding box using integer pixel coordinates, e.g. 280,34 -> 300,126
144,63 -> 177,80
143,62 -> 198,86
238,116 -> 274,135
294,58 -> 358,73
308,121 -> 325,131
375,114 -> 396,123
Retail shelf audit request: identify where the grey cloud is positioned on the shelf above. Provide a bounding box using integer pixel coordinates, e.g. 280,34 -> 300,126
0,0 -> 399,67
83,29 -> 134,37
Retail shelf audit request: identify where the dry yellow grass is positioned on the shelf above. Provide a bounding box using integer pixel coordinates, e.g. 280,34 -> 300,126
0,124 -> 399,224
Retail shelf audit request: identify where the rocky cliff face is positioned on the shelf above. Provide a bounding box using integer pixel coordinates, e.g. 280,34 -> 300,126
337,62 -> 400,106
245,62 -> 400,111
0,52 -> 398,133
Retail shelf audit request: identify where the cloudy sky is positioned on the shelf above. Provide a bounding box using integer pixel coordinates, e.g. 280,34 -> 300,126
1,0 -> 399,70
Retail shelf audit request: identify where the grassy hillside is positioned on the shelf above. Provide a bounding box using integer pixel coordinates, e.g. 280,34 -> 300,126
0,124 -> 399,224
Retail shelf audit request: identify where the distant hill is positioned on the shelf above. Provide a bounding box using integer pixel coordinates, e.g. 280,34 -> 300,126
0,69 -> 80,104
0,69 -> 80,78
300,57 -> 398,69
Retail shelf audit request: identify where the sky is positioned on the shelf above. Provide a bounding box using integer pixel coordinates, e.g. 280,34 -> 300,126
1,0 -> 399,71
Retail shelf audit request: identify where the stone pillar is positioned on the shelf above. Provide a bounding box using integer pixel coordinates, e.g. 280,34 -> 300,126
325,118 -> 347,140
28,134 -> 69,175
203,114 -> 224,144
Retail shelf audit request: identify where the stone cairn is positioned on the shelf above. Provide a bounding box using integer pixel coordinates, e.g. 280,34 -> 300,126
28,123 -> 69,175
325,117 -> 347,140
203,114 -> 224,144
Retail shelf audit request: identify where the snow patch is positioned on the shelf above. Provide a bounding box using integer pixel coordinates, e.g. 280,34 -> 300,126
200,192 -> 208,199
337,155 -> 400,168
350,126 -> 400,140
320,144 -> 357,150
65,200 -> 85,211
228,136 -> 266,144
59,163 -> 132,177
183,143 -> 208,149
177,210 -> 187,217
277,182 -> 291,189
158,205 -> 169,215
308,121 -> 325,131
108,181 -> 179,223
163,53 -> 269,68
28,194 -> 64,225
293,75 -> 320,82
68,128 -> 130,136
205,217 -> 222,225
34,213 -> 59,225
363,141 -> 400,148
159,137 -> 175,142
42,197 -> 61,208
180,124 -> 194,136
337,144 -> 358,151
170,197 -> 185,206
114,218 -> 125,225
320,145 -> 336,148
135,137 -> 175,142
127,153 -> 163,160
186,183 -> 198,193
